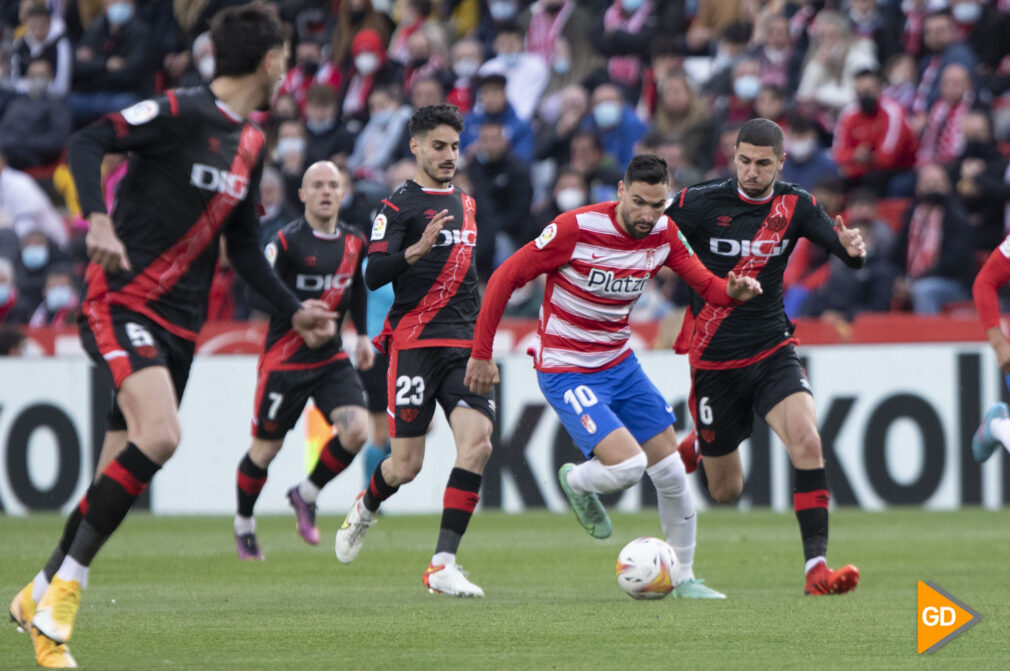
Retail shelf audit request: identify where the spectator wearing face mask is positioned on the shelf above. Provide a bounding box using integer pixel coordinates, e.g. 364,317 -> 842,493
710,58 -> 763,135
10,2 -> 71,98
751,13 -> 802,92
0,257 -> 32,325
477,21 -> 549,122
447,37 -> 484,114
176,31 -> 214,87
535,34 -> 599,122
388,0 -> 431,65
401,23 -> 452,97
15,229 -> 64,312
477,0 -> 522,53
304,84 -> 356,166
955,109 -> 1010,253
0,152 -> 68,246
833,68 -> 917,194
782,116 -> 838,192
340,28 -> 403,130
0,58 -> 72,171
530,167 -> 588,237
332,0 -> 392,67
274,119 -> 309,212
891,163 -> 976,315
462,73 -> 535,162
28,265 -> 77,327
591,0 -> 661,96
579,81 -> 646,171
533,83 -> 588,167
796,10 -> 877,114
277,39 -> 342,115
68,0 -> 154,126
348,84 -> 413,197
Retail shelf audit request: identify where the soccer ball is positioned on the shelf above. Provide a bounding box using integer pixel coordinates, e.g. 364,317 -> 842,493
615,537 -> 675,600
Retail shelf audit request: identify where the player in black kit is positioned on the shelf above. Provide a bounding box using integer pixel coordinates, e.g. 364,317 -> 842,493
334,104 -> 495,598
233,161 -> 374,560
667,119 -> 866,597
8,7 -> 335,668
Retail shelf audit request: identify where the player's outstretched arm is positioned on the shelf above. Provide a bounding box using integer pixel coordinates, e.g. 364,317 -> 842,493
726,271 -> 762,302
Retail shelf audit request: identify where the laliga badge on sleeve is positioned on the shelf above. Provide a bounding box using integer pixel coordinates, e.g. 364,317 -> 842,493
121,100 -> 160,125
535,223 -> 558,249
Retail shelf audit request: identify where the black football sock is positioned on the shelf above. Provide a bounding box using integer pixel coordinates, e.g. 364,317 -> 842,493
236,452 -> 268,518
793,467 -> 830,566
362,458 -> 398,512
434,468 -> 481,556
308,435 -> 355,490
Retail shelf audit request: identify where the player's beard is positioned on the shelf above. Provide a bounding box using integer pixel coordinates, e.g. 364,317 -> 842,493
621,210 -> 654,239
424,158 -> 455,186
738,168 -> 779,199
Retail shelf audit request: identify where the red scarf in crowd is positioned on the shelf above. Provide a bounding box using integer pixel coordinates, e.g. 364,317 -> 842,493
906,204 -> 944,278
917,93 -> 971,166
525,1 -> 574,63
603,1 -> 652,86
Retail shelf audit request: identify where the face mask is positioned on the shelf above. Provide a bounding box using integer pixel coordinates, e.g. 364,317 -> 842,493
368,109 -> 394,125
300,60 -> 320,77
920,192 -> 946,207
21,245 -> 48,270
964,140 -> 988,158
952,2 -> 982,24
489,1 -> 516,20
45,285 -> 73,312
552,58 -> 571,74
260,202 -> 280,221
556,187 -> 587,212
475,150 -> 490,165
622,0 -> 644,11
306,118 -> 335,134
355,52 -> 380,75
733,75 -> 761,101
593,100 -> 622,128
276,137 -> 306,158
787,137 -> 817,162
197,56 -> 214,80
858,93 -> 878,115
499,53 -> 520,68
0,283 -> 11,304
26,77 -> 49,97
106,2 -> 134,25
454,58 -> 480,78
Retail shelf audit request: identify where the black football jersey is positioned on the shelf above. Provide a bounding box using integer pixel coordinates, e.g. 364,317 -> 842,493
261,218 -> 367,366
69,86 -> 288,340
668,178 -> 862,368
367,180 -> 480,350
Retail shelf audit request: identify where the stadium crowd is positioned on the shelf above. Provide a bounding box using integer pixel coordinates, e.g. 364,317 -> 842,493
0,0 -> 1009,336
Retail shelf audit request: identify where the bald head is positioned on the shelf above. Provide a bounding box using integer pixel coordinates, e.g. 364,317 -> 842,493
300,161 -> 345,229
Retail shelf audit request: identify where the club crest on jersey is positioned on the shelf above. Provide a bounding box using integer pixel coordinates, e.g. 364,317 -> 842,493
190,163 -> 248,199
766,215 -> 788,232
371,213 -> 387,240
264,242 -> 278,267
709,238 -> 791,257
645,249 -> 656,270
535,223 -> 558,249
581,414 -> 597,434
587,269 -> 649,296
120,99 -> 158,125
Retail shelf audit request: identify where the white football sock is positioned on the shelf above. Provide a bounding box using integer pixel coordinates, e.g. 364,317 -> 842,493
647,453 -> 696,584
990,417 -> 1010,452
432,552 -> 455,567
234,515 -> 255,535
565,453 -> 647,495
55,556 -> 88,589
298,479 -> 321,504
32,570 -> 49,603
805,556 -> 826,574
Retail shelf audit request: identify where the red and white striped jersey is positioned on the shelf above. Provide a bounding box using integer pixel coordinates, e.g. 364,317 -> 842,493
472,201 -> 736,373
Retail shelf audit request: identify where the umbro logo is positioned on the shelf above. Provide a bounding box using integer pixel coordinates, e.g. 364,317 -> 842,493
424,209 -> 439,219
716,215 -> 732,226
304,255 -> 317,267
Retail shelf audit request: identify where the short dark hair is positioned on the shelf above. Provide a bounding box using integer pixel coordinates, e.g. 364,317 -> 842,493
854,67 -> 882,81
24,3 -> 50,20
409,103 -> 464,137
736,118 -> 784,156
210,5 -> 286,78
306,84 -> 337,107
624,154 -> 670,186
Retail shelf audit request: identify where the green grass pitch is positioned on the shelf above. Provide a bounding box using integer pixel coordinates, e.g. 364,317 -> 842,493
2,508 -> 1008,670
